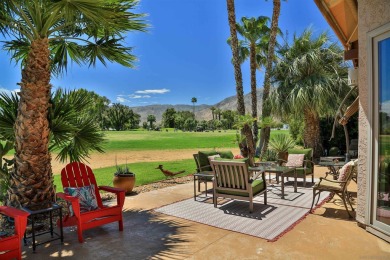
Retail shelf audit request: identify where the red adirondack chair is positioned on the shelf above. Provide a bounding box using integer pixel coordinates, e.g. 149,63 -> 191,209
56,162 -> 125,243
0,206 -> 29,260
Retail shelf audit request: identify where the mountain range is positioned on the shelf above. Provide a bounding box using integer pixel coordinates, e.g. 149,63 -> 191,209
130,89 -> 264,123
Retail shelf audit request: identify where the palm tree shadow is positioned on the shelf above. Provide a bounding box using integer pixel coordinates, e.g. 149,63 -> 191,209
23,208 -> 193,259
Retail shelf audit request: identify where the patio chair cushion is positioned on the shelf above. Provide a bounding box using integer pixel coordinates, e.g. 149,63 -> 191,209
214,157 -> 249,165
285,154 -> 304,167
64,185 -> 99,216
313,179 -> 342,191
288,148 -> 312,160
217,150 -> 234,159
216,179 -> 265,197
198,150 -> 219,171
337,161 -> 354,182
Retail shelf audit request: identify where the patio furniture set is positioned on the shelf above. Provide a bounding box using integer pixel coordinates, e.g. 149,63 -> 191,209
193,149 -> 358,218
0,152 -> 358,259
193,149 -> 315,212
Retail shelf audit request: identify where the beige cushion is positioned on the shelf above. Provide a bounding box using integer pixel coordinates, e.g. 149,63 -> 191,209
286,154 -> 304,167
337,161 -> 354,182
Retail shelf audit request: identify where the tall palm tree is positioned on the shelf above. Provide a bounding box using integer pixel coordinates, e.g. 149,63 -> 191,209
270,29 -> 349,158
235,16 -> 271,146
0,0 -> 147,210
210,106 -> 216,120
259,0 -> 282,159
191,97 -> 197,116
226,0 -> 245,116
226,0 -> 256,164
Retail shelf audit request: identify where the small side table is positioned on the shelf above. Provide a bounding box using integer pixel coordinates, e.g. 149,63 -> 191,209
193,172 -> 214,200
22,203 -> 63,252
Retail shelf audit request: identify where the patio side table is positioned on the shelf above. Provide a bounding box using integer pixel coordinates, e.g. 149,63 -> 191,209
193,171 -> 214,200
22,203 -> 63,252
250,165 -> 297,199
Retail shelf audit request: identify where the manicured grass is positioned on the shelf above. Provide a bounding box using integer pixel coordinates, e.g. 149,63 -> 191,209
54,159 -> 196,191
100,129 -> 289,152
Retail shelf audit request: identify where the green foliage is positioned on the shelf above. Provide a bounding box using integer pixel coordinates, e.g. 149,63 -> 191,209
268,134 -> 295,153
0,89 -> 105,163
147,114 -> 156,129
162,108 -> 176,128
0,0 -> 148,75
74,89 -> 110,129
104,103 -> 140,131
0,142 -> 13,203
260,150 -> 278,162
54,159 -> 195,190
288,117 -> 304,145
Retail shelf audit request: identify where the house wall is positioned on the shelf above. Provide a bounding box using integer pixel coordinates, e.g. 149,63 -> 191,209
357,0 -> 390,225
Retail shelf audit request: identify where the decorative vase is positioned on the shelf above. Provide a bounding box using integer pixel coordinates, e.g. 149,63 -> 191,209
278,152 -> 288,162
113,174 -> 136,194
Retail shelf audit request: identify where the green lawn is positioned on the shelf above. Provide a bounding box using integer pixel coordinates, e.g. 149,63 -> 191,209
100,129 -> 289,152
54,159 -> 195,191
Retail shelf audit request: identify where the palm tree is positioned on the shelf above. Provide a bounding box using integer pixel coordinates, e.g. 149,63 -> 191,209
210,106 -> 216,120
191,97 -> 197,116
0,89 -> 105,163
0,0 -> 147,210
226,0 -> 245,116
147,114 -> 156,129
270,29 -> 348,158
226,0 -> 256,162
259,0 -> 282,159
235,16 -> 271,146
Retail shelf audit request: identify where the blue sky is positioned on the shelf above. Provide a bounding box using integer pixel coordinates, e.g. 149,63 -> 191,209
0,0 -> 336,107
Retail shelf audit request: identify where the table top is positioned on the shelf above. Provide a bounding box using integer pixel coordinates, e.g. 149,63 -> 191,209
320,156 -> 345,162
22,203 -> 62,214
249,165 -> 295,174
318,161 -> 347,167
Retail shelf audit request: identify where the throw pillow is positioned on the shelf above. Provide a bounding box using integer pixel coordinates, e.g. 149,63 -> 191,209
285,154 -> 304,167
64,185 -> 99,216
198,150 -> 218,171
337,161 -> 354,182
217,150 -> 234,159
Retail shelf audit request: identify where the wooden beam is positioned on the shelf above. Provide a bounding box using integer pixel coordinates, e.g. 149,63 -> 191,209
344,48 -> 358,60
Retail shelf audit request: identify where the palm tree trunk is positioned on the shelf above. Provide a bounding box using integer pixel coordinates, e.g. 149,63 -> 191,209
250,42 -> 258,146
226,0 -> 245,116
8,38 -> 54,210
259,0 -> 281,159
226,0 -> 251,158
303,108 -> 323,158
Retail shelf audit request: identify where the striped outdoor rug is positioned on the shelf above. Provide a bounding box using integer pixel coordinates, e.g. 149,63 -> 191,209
155,182 -> 329,241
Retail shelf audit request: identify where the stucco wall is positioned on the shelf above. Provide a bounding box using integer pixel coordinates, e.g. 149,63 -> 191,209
357,0 -> 390,224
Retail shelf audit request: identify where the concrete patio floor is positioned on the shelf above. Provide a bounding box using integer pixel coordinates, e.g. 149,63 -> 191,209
23,166 -> 390,259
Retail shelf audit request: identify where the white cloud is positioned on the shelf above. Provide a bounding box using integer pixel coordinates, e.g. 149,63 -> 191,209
116,97 -> 130,103
128,94 -> 151,99
135,88 -> 170,94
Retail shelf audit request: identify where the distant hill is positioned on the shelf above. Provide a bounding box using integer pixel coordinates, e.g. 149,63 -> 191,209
130,89 -> 264,123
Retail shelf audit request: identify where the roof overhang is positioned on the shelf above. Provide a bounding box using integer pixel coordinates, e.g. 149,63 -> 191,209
314,0 -> 358,63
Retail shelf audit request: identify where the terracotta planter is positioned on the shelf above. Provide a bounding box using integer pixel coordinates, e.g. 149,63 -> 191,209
278,152 -> 288,162
113,174 -> 136,194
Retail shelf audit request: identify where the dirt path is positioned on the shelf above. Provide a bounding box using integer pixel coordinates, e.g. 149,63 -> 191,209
51,148 -> 240,174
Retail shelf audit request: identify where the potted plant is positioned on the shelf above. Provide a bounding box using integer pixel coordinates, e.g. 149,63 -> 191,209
113,162 -> 136,194
268,134 -> 295,161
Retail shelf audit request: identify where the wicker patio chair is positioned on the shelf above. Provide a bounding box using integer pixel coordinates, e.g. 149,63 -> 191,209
310,159 -> 358,218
